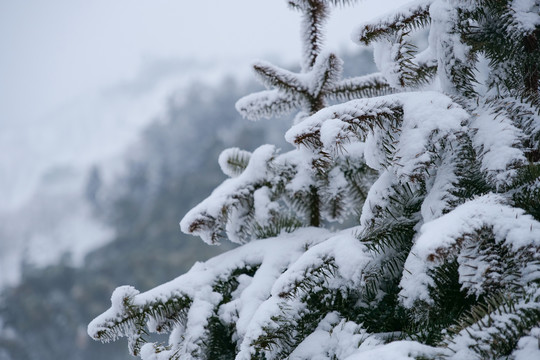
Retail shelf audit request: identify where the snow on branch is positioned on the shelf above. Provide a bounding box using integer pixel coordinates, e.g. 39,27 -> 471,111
90,228 -> 331,360
218,147 -> 252,178
443,290 -> 540,360
235,89 -> 302,121
392,92 -> 468,182
88,285 -> 192,356
236,229 -> 372,359
353,0 -> 432,46
237,1 -> 388,122
299,0 -> 329,71
309,52 -> 343,95
509,0 -> 540,35
288,313 -> 375,360
286,0 -> 357,71
430,0 -> 477,97
330,73 -> 393,101
286,92 -> 469,183
236,52 -> 353,121
180,145 -> 277,244
285,95 -> 402,152
344,340 -> 441,359
471,100 -> 528,189
419,139 -> 462,222
400,194 -> 540,308
372,30 -> 437,89
253,61 -> 308,94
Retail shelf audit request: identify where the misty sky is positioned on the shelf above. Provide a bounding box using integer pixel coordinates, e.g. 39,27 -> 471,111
1,0 -> 300,124
0,0 -> 404,124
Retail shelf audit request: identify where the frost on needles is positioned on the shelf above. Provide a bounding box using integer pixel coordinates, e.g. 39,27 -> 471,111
88,0 -> 540,359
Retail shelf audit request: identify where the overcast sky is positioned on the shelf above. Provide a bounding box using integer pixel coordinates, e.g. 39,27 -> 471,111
0,0 -> 404,124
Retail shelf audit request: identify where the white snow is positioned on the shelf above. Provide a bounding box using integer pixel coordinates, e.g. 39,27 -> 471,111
471,104 -> 526,188
513,327 -> 540,360
372,38 -> 404,89
253,187 -> 280,226
288,312 -> 373,360
345,340 -> 442,360
218,147 -> 252,178
287,91 -> 468,182
236,88 -> 301,121
400,194 -> 540,307
88,227 -> 333,358
420,146 -> 459,222
180,144 -> 277,244
511,0 -> 540,33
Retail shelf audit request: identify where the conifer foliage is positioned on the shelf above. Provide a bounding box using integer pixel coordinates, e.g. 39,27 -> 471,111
89,0 -> 540,359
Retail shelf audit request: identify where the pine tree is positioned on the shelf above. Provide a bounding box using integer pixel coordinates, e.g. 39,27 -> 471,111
88,0 -> 540,359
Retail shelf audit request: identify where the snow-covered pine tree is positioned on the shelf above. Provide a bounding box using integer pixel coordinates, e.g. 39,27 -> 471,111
88,0 -> 540,359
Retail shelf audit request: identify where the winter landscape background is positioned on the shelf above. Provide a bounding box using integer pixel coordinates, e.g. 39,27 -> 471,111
0,1 -> 397,359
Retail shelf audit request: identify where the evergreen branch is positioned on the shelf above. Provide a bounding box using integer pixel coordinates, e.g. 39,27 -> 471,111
253,289 -> 354,359
309,52 -> 343,97
235,90 -> 302,121
406,260 -> 476,346
400,194 -> 540,310
330,73 -> 394,101
284,181 -> 324,227
204,316 -> 237,360
463,0 -> 540,101
285,185 -> 320,224
137,265 -> 263,360
203,266 -> 261,359
373,30 -> 437,90
340,157 -> 377,213
286,97 -> 403,152
485,93 -> 540,162
444,52 -> 478,98
320,167 -> 352,221
457,227 -> 534,298
252,213 -> 303,239
403,54 -> 438,88
253,61 -> 307,94
361,180 -> 423,230
249,259 -> 358,358
434,5 -> 479,98
443,290 -> 540,359
89,288 -> 192,357
183,212 -> 222,245
277,256 -> 337,300
363,222 -> 417,255
218,147 -> 251,178
225,190 -> 260,243
355,0 -> 431,45
448,136 -> 492,206
358,182 -> 423,304
512,164 -> 540,220
300,1 -> 330,71
470,99 -> 527,189
181,145 -> 279,244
